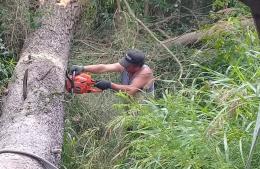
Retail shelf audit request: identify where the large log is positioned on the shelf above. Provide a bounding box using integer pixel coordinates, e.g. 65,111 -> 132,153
0,0 -> 81,168
162,18 -> 254,46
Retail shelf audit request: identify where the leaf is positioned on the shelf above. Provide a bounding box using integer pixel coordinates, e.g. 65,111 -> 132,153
245,103 -> 260,169
223,131 -> 229,162
239,139 -> 245,167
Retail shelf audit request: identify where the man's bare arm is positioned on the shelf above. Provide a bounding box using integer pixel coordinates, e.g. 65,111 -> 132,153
83,63 -> 124,73
110,83 -> 138,95
111,72 -> 152,96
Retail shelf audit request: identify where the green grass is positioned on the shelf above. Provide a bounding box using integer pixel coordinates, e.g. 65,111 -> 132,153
1,1 -> 259,168
0,0 -> 30,93
112,82 -> 259,168
61,13 -> 260,169
111,19 -> 260,169
0,38 -> 16,93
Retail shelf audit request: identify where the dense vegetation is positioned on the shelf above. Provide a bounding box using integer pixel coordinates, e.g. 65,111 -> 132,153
0,9 -> 13,92
0,0 -> 260,169
0,0 -> 30,93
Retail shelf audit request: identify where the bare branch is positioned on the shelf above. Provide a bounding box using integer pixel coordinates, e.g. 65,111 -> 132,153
162,18 -> 255,46
122,0 -> 183,81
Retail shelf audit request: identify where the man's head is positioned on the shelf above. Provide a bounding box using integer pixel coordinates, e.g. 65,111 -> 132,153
119,49 -> 145,73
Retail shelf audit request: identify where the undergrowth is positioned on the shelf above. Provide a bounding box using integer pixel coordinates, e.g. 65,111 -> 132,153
1,0 -> 259,169
110,19 -> 260,168
0,39 -> 15,91
0,0 -> 32,93
62,10 -> 260,169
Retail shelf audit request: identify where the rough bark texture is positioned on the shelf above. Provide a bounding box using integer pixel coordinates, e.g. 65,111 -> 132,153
0,0 -> 81,168
162,18 -> 254,46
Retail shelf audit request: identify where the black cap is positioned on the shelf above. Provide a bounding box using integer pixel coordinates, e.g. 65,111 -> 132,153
119,49 -> 145,68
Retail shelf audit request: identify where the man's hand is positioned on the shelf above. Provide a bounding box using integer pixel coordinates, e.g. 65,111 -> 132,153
70,65 -> 84,75
95,80 -> 111,90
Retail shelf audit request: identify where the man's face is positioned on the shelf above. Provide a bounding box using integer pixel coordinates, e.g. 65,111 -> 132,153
126,64 -> 141,73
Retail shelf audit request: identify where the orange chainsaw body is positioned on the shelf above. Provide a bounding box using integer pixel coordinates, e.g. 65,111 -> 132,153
65,73 -> 102,94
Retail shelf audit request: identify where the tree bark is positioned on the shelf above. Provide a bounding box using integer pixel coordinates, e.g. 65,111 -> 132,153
239,0 -> 260,37
162,18 -> 254,46
0,0 -> 81,168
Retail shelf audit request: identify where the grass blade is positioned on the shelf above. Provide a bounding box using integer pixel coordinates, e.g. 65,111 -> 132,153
224,131 -> 229,162
245,104 -> 260,169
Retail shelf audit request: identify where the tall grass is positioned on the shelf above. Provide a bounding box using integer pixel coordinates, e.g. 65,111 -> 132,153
109,19 -> 260,168
0,39 -> 16,89
0,0 -> 31,55
0,0 -> 30,93
62,10 -> 260,169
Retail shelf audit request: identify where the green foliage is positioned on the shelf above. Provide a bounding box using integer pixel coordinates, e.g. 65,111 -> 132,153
128,0 -> 179,15
0,8 -> 6,35
202,18 -> 259,79
28,10 -> 42,30
62,18 -> 260,168
1,0 -> 259,168
62,93 -> 125,169
0,6 -> 16,90
109,20 -> 260,168
209,2 -> 251,23
212,0 -> 236,10
0,39 -> 15,87
112,92 -> 256,168
61,1 -> 260,169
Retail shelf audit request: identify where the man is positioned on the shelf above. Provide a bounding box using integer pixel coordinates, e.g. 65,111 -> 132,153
70,49 -> 154,96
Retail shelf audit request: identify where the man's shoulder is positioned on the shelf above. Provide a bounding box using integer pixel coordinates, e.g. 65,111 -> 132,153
135,65 -> 153,78
142,65 -> 153,74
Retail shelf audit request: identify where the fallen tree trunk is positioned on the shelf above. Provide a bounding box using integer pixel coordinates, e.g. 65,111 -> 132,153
162,18 -> 254,46
239,0 -> 260,37
0,0 -> 81,168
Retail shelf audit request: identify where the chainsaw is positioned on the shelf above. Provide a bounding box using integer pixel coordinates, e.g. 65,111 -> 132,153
65,71 -> 102,94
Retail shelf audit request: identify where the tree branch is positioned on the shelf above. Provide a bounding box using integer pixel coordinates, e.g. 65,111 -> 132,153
148,15 -> 176,28
122,0 -> 183,81
162,18 -> 255,46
